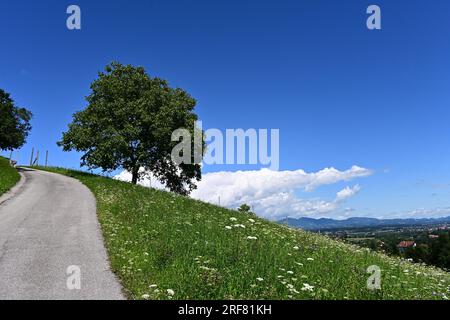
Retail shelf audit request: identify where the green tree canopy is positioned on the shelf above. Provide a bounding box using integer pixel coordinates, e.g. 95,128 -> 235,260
0,89 -> 32,151
238,203 -> 255,215
58,62 -> 204,195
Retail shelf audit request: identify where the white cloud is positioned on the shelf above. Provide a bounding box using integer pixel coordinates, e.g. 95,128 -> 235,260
254,191 -> 339,220
114,166 -> 372,220
382,207 -> 450,220
336,185 -> 361,202
115,169 -> 166,189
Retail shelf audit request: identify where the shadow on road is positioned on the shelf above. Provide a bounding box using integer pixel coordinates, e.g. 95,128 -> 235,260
17,167 -> 35,172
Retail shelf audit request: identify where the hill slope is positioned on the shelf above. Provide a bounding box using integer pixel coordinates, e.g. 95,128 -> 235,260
0,156 -> 20,196
36,167 -> 450,300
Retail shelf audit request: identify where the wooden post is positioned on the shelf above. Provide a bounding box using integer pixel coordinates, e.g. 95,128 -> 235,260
30,148 -> 34,166
45,150 -> 48,167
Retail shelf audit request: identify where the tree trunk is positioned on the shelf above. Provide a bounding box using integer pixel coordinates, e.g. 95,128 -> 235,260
131,167 -> 139,185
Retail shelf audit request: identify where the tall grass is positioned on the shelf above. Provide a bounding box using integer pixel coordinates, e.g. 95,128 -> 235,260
37,167 -> 450,300
0,156 -> 20,196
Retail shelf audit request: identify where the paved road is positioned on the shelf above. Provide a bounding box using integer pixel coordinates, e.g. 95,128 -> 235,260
0,168 -> 124,300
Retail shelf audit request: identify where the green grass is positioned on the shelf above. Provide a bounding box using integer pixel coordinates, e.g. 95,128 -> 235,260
0,156 -> 20,196
35,166 -> 450,300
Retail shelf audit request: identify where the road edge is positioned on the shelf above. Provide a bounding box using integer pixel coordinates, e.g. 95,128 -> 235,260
0,169 -> 27,206
28,167 -> 127,300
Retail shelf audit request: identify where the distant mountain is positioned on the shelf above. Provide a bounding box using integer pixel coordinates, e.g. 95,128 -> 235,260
279,216 -> 450,231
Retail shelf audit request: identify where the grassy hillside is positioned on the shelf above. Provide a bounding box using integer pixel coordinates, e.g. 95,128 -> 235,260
36,167 -> 450,300
0,156 -> 20,196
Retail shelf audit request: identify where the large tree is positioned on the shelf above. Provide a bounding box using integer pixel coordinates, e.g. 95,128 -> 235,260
0,89 -> 32,151
58,62 -> 204,195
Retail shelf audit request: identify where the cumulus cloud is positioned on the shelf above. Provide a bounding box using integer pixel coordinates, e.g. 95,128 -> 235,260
336,185 -> 361,202
114,166 -> 372,220
253,191 -> 339,220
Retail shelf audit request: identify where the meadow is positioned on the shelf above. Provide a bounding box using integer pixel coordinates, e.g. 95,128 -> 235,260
0,156 -> 20,196
35,167 -> 450,300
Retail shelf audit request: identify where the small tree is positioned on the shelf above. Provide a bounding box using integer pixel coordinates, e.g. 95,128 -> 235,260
0,89 -> 32,151
238,204 -> 255,215
58,62 -> 204,195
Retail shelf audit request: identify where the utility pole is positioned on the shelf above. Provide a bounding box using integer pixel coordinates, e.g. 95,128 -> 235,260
9,150 -> 12,161
29,148 -> 34,166
45,150 -> 48,167
36,150 -> 39,166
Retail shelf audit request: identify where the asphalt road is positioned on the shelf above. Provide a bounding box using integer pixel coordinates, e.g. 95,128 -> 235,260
0,168 -> 124,300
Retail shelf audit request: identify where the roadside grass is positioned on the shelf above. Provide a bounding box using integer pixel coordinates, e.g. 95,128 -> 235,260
0,156 -> 20,196
35,167 -> 450,300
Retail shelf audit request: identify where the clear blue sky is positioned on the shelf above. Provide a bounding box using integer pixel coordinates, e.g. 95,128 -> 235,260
1,0 -> 450,218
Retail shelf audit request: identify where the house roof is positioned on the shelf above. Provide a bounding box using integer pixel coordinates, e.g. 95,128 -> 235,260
398,241 -> 416,248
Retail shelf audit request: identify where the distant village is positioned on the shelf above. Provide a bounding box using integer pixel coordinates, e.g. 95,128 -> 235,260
323,223 -> 450,270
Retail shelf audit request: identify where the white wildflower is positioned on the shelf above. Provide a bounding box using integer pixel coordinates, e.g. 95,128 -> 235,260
301,283 -> 314,292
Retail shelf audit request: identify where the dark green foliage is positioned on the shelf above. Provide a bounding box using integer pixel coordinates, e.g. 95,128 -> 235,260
429,233 -> 450,269
407,244 -> 430,264
345,226 -> 450,270
237,203 -> 256,216
58,62 -> 204,195
0,89 -> 32,151
238,204 -> 251,213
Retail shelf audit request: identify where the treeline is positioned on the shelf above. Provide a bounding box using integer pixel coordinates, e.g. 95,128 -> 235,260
403,231 -> 450,270
362,230 -> 450,270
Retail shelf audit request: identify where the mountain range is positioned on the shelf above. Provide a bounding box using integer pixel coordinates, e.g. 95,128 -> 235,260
280,216 -> 450,231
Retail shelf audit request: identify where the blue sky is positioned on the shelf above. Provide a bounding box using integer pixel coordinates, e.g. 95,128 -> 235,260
1,0 -> 450,219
